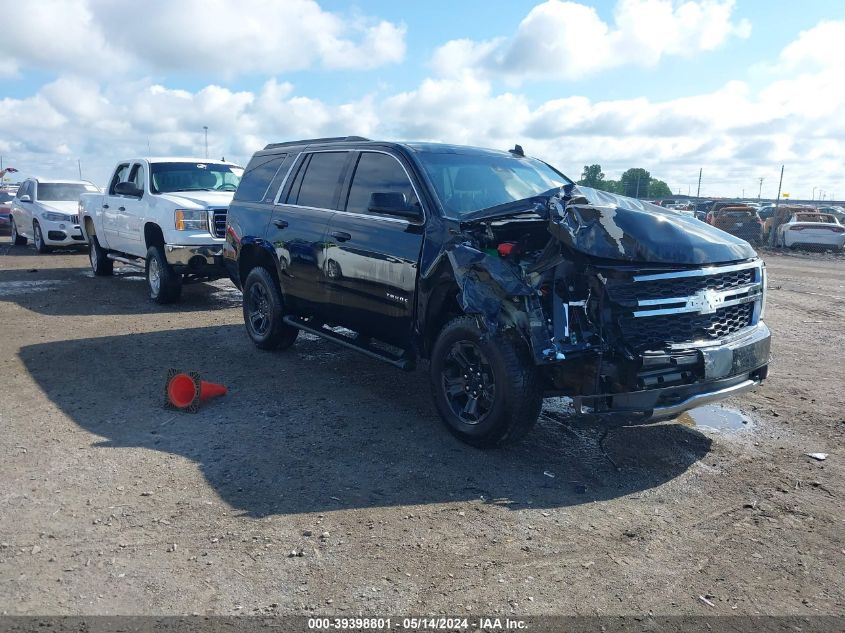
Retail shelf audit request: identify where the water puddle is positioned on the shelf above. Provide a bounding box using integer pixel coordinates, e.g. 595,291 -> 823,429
677,404 -> 752,432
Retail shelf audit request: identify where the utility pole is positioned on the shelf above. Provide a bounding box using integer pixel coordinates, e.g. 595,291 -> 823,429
758,177 -> 763,201
774,165 -> 784,208
77,159 -> 82,180
696,168 -> 702,199
635,177 -> 640,199
203,126 -> 209,159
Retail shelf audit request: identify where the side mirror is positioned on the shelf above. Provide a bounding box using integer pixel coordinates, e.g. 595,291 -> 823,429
114,181 -> 143,197
368,192 -> 422,220
19,194 -> 32,203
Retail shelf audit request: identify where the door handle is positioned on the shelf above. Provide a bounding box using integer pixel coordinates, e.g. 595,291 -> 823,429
102,204 -> 109,209
330,230 -> 351,242
272,219 -> 288,229
118,206 -> 126,211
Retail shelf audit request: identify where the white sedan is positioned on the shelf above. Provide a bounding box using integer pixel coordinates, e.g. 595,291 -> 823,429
10,178 -> 100,253
778,212 -> 845,251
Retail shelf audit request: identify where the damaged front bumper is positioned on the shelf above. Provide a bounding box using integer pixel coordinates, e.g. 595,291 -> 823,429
571,321 -> 770,419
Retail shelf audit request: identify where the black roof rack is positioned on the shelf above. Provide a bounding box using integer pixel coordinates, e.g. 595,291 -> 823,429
263,136 -> 370,150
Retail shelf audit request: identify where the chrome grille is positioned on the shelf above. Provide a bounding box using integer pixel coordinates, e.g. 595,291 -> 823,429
211,208 -> 227,238
606,267 -> 754,305
619,303 -> 754,350
609,261 -> 764,351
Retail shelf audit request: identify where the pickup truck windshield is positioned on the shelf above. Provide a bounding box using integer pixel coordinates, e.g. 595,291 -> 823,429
38,183 -> 99,201
415,152 -> 570,216
150,163 -> 243,194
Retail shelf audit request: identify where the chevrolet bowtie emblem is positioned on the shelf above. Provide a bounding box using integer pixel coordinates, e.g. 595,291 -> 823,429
688,289 -> 723,315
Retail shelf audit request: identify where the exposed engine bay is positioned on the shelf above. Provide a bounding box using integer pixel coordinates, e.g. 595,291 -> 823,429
445,185 -> 770,416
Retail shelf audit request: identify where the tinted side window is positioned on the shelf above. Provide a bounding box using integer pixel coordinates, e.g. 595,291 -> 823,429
109,164 -> 130,195
290,152 -> 348,210
345,152 -> 419,217
233,153 -> 287,203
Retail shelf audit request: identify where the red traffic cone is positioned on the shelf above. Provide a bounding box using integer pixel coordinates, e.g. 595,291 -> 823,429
165,369 -> 227,413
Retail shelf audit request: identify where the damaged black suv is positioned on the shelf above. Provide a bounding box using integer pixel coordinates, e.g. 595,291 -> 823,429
224,137 -> 770,447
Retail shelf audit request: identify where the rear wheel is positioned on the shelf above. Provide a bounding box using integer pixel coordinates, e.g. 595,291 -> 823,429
33,222 -> 50,254
10,217 -> 27,245
88,235 -> 113,276
242,266 -> 299,350
145,245 -> 182,304
429,316 -> 542,448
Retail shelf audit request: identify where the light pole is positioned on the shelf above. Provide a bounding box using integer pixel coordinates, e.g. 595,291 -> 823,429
812,186 -> 817,202
203,126 -> 208,159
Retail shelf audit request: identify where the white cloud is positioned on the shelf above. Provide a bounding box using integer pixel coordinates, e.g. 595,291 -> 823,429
0,0 -> 406,79
433,0 -> 750,81
1,18 -> 844,200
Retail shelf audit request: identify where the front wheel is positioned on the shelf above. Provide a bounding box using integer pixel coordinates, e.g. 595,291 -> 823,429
33,222 -> 51,254
89,235 -> 113,276
145,245 -> 182,304
10,217 -> 27,245
429,316 -> 542,448
242,266 -> 299,350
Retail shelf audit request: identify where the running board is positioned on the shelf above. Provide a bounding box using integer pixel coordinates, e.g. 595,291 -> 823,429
282,316 -> 414,371
107,253 -> 145,269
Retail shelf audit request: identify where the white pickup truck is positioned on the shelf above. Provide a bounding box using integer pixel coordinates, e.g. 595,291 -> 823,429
79,157 -> 243,303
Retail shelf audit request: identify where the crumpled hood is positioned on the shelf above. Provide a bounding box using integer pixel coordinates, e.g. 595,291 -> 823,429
550,186 -> 757,265
40,201 -> 79,215
159,191 -> 235,208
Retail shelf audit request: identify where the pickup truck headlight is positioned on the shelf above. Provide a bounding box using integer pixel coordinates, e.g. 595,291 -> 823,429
42,211 -> 71,222
759,264 -> 768,320
174,209 -> 208,231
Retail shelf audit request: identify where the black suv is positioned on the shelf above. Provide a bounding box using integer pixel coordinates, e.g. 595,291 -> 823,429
224,137 -> 770,447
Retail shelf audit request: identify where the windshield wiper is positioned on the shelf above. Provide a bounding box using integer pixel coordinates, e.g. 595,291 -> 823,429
176,188 -> 215,192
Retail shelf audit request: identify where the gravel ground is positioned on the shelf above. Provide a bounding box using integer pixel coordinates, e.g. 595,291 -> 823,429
0,236 -> 842,617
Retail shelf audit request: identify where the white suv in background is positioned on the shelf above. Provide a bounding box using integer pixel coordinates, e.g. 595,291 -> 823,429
10,178 -> 101,253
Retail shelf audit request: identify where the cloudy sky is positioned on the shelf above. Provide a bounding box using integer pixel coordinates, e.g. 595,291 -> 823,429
1,0 -> 843,200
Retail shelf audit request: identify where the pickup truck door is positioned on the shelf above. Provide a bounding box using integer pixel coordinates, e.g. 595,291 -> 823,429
116,162 -> 146,256
102,163 -> 130,249
267,150 -> 353,321
322,151 -> 425,348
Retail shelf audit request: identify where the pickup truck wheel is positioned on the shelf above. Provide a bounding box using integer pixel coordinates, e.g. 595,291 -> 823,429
146,245 -> 182,304
242,266 -> 299,350
430,316 -> 541,448
10,217 -> 27,245
33,222 -> 51,254
88,236 -> 113,276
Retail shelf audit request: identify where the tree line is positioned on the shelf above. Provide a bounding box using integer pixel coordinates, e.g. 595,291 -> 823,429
577,164 -> 673,199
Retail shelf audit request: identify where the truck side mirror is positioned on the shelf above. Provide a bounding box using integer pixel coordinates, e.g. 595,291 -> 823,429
19,194 -> 32,203
368,192 -> 421,221
114,181 -> 143,198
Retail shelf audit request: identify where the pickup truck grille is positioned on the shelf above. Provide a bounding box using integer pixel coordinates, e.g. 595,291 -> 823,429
211,208 -> 227,238
607,261 -> 764,351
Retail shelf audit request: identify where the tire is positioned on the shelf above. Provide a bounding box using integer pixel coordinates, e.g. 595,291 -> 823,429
145,245 -> 182,304
33,222 -> 51,254
242,266 -> 299,350
429,316 -> 542,448
10,217 -> 27,245
326,259 -> 342,279
88,235 -> 113,276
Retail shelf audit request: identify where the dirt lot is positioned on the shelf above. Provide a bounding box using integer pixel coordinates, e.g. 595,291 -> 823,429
0,236 -> 842,617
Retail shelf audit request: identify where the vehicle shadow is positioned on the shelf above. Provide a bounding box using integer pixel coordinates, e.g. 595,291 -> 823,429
0,265 -> 242,315
19,325 -> 711,517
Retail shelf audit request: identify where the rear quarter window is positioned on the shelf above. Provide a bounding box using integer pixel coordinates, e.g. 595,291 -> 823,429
233,153 -> 287,203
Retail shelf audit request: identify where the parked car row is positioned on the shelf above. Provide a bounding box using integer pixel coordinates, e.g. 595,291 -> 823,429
6,140 -> 772,447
